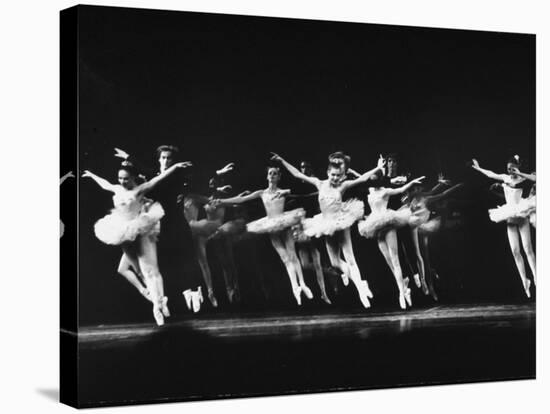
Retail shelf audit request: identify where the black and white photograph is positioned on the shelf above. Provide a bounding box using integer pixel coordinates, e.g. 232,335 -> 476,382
57,2 -> 538,409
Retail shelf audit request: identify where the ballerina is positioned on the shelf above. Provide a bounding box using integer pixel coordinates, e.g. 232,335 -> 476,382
471,156 -> 536,296
510,166 -> 536,228
357,170 -> 425,309
184,164 -> 242,306
290,161 -> 332,304
82,160 -> 191,325
272,153 -> 385,309
114,146 -> 204,313
213,165 -> 313,305
60,171 -> 75,237
402,177 -> 464,301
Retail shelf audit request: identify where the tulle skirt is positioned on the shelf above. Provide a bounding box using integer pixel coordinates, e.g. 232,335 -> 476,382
301,199 -> 365,238
489,197 -> 536,225
246,208 -> 306,234
94,202 -> 165,245
358,207 -> 413,239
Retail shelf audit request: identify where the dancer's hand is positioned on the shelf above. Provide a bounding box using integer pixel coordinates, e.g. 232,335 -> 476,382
114,147 -> 130,160
217,185 -> 233,193
509,166 -> 520,175
237,190 -> 251,197
174,161 -> 193,169
81,170 -> 93,178
471,158 -> 479,169
270,152 -> 283,162
437,172 -> 451,185
377,154 -> 387,170
217,163 -> 235,175
411,176 -> 426,185
390,176 -> 407,185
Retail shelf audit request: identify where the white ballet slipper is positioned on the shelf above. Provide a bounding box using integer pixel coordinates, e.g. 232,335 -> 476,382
301,285 -> 314,300
161,296 -> 170,317
182,289 -> 193,310
153,305 -> 164,326
292,286 -> 302,306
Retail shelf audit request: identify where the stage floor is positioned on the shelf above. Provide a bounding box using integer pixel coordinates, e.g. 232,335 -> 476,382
74,303 -> 535,407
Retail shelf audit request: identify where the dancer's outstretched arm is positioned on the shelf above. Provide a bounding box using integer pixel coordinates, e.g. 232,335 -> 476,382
510,167 -> 536,182
425,183 -> 464,208
471,159 -> 507,181
60,171 -> 75,185
81,170 -> 118,192
215,190 -> 264,205
340,156 -> 386,191
384,176 -> 426,196
271,153 -> 321,188
137,162 -> 192,196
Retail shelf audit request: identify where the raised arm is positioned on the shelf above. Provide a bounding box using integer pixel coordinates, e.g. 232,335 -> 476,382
270,153 -> 321,188
471,159 -> 507,182
215,189 -> 263,205
136,161 -> 192,196
81,170 -> 118,193
340,156 -> 386,192
510,167 -> 536,182
384,176 -> 426,196
114,147 -> 155,178
216,162 -> 235,176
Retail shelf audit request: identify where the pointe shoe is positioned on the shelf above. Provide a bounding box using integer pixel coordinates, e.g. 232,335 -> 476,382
197,286 -> 204,304
301,284 -> 314,300
161,296 -> 170,317
523,279 -> 531,299
227,288 -> 236,304
207,289 -> 218,308
428,285 -> 439,301
421,277 -> 429,296
341,271 -> 350,287
191,290 -> 202,313
358,281 -> 371,308
153,305 -> 165,326
413,273 -> 421,288
292,286 -> 302,306
398,293 -> 406,310
404,288 -> 412,308
363,281 -> 374,299
182,289 -> 193,310
321,294 -> 332,305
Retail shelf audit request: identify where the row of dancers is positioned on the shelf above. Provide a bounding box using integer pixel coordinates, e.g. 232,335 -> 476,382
73,146 -> 537,326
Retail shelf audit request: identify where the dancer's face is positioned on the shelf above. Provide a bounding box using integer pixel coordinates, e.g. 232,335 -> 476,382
327,166 -> 345,186
267,167 -> 281,184
158,150 -> 174,171
300,162 -> 312,177
507,162 -> 518,176
118,170 -> 135,190
386,157 -> 398,177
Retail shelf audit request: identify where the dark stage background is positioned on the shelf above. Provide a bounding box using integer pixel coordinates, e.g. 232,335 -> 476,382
71,6 -> 535,326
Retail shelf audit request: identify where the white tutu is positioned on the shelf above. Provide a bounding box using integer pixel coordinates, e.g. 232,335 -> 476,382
94,201 -> 165,245
246,208 -> 306,234
358,207 -> 413,239
301,199 -> 364,238
489,197 -> 536,225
